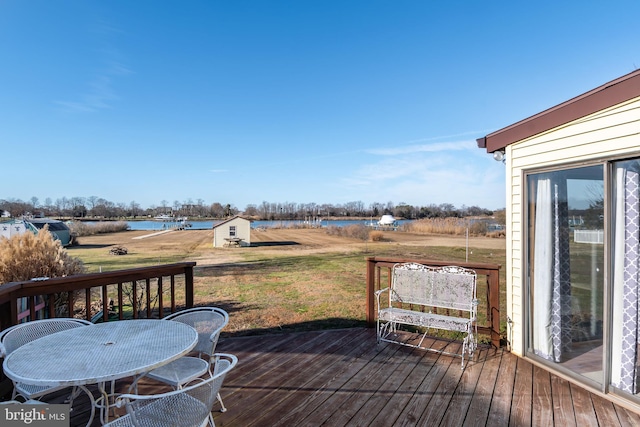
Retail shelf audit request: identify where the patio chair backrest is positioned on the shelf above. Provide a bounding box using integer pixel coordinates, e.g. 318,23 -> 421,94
115,353 -> 238,427
391,263 -> 477,312
163,307 -> 229,358
0,318 -> 93,357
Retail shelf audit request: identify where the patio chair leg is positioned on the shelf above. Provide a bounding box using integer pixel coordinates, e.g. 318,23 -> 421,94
217,392 -> 227,412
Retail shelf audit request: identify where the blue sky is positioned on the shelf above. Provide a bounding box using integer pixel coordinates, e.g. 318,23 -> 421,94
2,1 -> 639,212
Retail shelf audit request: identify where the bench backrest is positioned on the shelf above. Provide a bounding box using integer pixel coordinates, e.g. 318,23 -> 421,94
390,263 -> 477,312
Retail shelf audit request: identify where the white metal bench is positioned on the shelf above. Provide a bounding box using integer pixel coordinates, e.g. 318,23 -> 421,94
376,262 -> 478,368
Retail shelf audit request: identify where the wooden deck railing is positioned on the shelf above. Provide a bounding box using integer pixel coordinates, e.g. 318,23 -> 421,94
0,262 -> 196,330
366,257 -> 502,348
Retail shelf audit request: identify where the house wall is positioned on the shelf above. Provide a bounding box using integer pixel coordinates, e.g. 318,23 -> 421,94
507,96 -> 640,356
213,217 -> 251,247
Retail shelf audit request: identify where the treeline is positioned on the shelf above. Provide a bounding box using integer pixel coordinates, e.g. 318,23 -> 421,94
0,196 -> 497,221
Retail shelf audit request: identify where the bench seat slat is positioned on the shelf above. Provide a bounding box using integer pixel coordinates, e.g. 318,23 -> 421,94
378,308 -> 472,333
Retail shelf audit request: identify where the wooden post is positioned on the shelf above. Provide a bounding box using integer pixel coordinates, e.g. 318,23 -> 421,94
366,257 -> 376,326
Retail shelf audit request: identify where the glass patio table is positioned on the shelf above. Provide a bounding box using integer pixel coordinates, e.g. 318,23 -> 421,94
2,319 -> 198,425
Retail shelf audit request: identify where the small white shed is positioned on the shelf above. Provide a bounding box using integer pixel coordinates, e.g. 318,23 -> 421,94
212,216 -> 251,247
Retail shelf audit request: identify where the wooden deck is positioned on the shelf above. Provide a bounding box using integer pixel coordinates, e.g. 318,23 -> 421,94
48,328 -> 640,426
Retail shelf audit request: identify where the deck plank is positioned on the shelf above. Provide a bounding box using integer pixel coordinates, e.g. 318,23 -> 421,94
532,365 -> 554,426
322,345 -> 416,426
550,375 -> 577,426
615,404 -> 640,427
509,355 -> 533,426
293,337 -> 408,425
217,329 -> 355,425
268,331 -> 392,426
247,330 -> 375,427
436,345 -> 488,426
14,328 -> 640,427
391,342 -> 461,427
367,342 -> 442,427
460,346 -> 502,427
570,381 -> 599,427
415,341 -> 466,426
592,394 -> 627,427
223,328 -> 367,426
485,346 -> 517,426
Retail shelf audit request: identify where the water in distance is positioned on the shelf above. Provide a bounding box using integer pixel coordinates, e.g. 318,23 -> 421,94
118,219 -> 412,231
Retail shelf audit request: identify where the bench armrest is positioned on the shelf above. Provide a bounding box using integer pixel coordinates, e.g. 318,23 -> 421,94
375,288 -> 390,311
374,287 -> 389,297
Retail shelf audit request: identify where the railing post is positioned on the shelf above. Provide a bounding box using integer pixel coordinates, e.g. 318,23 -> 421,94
488,269 -> 501,348
366,257 -> 376,327
185,265 -> 194,309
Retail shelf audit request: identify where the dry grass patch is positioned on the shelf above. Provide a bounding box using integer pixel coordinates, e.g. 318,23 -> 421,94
404,217 -> 490,236
193,253 -> 366,336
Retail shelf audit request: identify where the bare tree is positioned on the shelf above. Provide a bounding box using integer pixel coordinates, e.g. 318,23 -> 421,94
30,196 -> 39,211
129,201 -> 140,217
210,202 -> 225,218
84,196 -> 96,210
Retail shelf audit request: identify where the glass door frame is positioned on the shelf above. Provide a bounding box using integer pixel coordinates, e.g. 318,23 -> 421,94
523,160 -> 610,394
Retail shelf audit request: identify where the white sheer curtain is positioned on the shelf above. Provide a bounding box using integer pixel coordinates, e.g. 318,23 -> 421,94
532,175 -> 572,362
612,166 -> 640,394
533,178 -> 553,358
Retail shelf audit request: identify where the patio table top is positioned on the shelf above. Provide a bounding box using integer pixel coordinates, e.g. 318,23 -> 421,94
3,319 -> 198,387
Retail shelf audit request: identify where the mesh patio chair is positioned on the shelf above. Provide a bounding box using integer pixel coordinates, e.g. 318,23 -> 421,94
105,353 -> 237,427
142,307 -> 230,411
0,318 -> 94,402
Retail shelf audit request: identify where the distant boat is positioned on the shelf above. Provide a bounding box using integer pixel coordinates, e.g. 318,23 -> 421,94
378,215 -> 397,226
154,214 -> 173,221
366,214 -> 398,229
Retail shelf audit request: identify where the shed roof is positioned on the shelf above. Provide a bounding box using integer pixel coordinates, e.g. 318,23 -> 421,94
211,215 -> 251,229
477,69 -> 640,153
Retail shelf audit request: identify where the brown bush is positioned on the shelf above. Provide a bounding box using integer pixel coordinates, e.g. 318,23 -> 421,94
404,218 -> 490,236
369,231 -> 384,242
0,226 -> 86,283
325,224 -> 370,241
68,220 -> 129,237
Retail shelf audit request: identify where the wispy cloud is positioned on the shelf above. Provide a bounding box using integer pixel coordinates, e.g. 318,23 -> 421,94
55,23 -> 131,113
366,140 -> 473,156
338,136 -> 506,208
56,75 -> 116,112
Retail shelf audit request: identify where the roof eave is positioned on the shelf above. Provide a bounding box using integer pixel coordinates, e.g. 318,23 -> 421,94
480,69 -> 640,153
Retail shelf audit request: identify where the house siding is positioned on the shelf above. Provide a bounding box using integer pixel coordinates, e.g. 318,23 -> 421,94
507,96 -> 640,356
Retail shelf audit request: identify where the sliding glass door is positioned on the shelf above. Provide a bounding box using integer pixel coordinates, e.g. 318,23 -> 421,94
527,158 -> 640,397
527,165 -> 604,384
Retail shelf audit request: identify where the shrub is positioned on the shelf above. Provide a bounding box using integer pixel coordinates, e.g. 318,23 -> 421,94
68,221 -> 129,237
325,224 -> 370,241
369,231 -> 384,242
404,218 -> 490,237
0,226 -> 86,283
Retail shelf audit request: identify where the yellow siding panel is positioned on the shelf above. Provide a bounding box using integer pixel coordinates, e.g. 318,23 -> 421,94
506,96 -> 640,356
